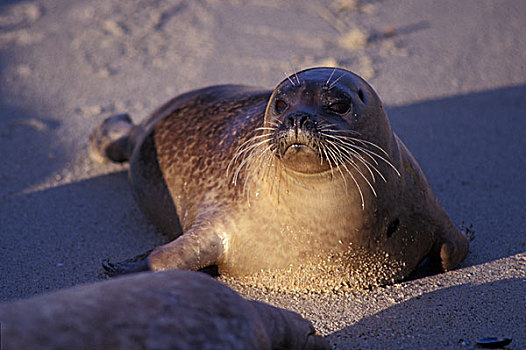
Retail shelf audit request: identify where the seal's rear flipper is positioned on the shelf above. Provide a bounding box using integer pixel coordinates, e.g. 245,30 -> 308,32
89,113 -> 136,163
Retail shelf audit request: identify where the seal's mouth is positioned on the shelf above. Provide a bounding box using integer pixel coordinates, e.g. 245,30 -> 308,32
274,113 -> 318,156
274,129 -> 330,173
284,142 -> 313,154
276,130 -> 319,158
270,111 -> 337,173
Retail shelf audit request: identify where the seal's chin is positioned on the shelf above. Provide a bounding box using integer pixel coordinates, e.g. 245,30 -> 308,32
280,142 -> 329,174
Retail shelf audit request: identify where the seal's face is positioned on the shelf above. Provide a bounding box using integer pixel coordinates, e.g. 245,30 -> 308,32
264,67 -> 373,175
230,67 -> 397,208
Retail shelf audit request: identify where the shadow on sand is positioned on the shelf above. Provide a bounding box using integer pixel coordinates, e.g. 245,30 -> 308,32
0,172 -> 167,302
387,84 -> 526,266
328,278 -> 523,349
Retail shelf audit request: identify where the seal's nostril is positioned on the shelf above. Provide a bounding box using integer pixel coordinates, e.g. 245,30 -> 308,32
286,114 -> 309,128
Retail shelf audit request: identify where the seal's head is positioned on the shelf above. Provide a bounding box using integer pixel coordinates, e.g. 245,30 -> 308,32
264,67 -> 391,175
230,67 -> 399,207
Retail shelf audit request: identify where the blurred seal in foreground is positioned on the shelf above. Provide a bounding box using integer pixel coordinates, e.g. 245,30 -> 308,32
0,271 -> 328,349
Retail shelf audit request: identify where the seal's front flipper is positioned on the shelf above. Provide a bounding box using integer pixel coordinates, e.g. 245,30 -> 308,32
102,250 -> 151,277
147,230 -> 225,272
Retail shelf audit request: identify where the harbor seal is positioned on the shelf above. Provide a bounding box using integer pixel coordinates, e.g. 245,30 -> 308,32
91,67 -> 468,290
0,271 -> 329,349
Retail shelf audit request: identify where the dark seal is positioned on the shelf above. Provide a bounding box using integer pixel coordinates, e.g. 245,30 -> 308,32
90,67 -> 469,291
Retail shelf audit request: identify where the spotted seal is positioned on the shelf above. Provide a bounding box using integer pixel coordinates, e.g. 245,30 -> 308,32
90,67 -> 468,290
0,271 -> 328,349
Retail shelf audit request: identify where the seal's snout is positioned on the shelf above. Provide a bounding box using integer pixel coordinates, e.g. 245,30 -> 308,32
273,110 -> 332,173
282,111 -> 318,141
285,111 -> 311,130
277,111 -> 318,152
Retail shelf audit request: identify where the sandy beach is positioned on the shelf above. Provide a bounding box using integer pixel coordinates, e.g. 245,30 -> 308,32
1,0 -> 525,348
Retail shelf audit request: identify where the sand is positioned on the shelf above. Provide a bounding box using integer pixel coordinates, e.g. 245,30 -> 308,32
1,0 -> 524,348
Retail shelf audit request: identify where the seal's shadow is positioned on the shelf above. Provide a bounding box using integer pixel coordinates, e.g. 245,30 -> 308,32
0,172 -> 166,302
327,278 -> 523,349
386,84 -> 526,267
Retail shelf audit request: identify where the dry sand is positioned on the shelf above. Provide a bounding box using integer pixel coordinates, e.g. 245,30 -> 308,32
1,0 -> 525,348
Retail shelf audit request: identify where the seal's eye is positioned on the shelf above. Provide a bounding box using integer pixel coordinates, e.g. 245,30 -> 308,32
328,102 -> 351,115
275,99 -> 288,114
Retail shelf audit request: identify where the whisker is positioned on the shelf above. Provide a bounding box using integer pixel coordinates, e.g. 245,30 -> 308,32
329,152 -> 365,209
283,71 -> 296,87
327,137 -> 382,168
329,72 -> 346,88
320,131 -> 379,163
318,127 -> 390,157
236,134 -> 273,147
324,145 -> 348,191
325,67 -> 337,86
348,145 -> 400,176
325,137 -> 386,181
320,131 -> 399,176
335,134 -> 390,158
349,138 -> 389,157
233,146 -> 270,186
265,121 -> 280,129
324,139 -> 377,183
325,146 -> 369,208
340,153 -> 377,198
236,133 -> 272,152
319,143 -> 335,180
321,132 -> 383,151
315,140 -> 324,166
228,138 -> 272,177
294,70 -> 301,87
242,145 -> 273,201
346,149 -> 387,183
235,138 -> 272,157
